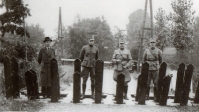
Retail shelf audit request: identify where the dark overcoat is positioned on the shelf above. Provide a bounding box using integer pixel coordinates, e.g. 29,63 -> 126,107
37,47 -> 55,86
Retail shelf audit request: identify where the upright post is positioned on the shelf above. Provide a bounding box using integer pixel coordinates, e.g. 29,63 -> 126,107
157,62 -> 167,102
4,56 -> 13,99
159,75 -> 172,106
116,73 -> 125,104
51,58 -> 59,102
11,57 -> 20,98
138,62 -> 149,105
194,81 -> 199,103
180,64 -> 194,106
95,59 -> 104,103
174,63 -> 185,103
73,59 -> 81,103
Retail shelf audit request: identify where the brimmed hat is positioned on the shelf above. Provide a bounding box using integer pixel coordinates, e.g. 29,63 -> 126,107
89,35 -> 95,40
119,38 -> 125,43
149,38 -> 156,43
43,37 -> 52,42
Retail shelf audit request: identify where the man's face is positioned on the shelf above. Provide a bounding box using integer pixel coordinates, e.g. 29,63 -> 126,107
45,41 -> 51,47
119,43 -> 125,49
149,42 -> 156,48
89,39 -> 94,45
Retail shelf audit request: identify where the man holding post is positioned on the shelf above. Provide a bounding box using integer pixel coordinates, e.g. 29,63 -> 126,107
79,34 -> 99,99
112,38 -> 134,100
143,38 -> 162,101
38,37 -> 56,99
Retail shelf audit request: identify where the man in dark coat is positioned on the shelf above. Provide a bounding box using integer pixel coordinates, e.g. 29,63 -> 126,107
79,35 -> 99,99
38,37 -> 56,98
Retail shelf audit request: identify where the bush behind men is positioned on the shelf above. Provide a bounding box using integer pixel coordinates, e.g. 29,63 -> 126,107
143,38 -> 162,101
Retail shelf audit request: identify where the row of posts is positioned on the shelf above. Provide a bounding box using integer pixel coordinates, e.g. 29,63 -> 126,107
136,62 -> 198,106
72,59 -> 199,105
3,56 -> 199,105
4,56 -> 60,102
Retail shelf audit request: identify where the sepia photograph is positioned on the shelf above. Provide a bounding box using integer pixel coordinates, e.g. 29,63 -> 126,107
0,0 -> 199,111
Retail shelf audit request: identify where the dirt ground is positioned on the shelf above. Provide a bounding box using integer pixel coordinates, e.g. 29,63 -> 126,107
37,68 -> 198,112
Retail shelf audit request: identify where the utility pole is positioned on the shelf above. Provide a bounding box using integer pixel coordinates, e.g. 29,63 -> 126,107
58,7 -> 63,60
137,0 -> 154,72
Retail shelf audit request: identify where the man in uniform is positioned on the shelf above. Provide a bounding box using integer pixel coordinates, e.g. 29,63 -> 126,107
143,38 -> 162,101
38,37 -> 56,98
79,35 -> 99,99
112,38 -> 134,100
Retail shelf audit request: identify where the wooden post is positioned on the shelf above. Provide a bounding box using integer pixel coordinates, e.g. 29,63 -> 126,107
138,62 -> 149,105
159,75 -> 172,106
157,62 -> 167,102
25,71 -> 33,100
194,81 -> 199,103
73,59 -> 81,103
51,58 -> 59,102
95,59 -> 104,103
116,73 -> 125,104
73,71 -> 81,103
180,64 -> 194,106
174,63 -> 185,103
30,69 -> 39,99
11,57 -> 20,98
74,59 -> 81,73
4,56 -> 13,99
135,75 -> 141,101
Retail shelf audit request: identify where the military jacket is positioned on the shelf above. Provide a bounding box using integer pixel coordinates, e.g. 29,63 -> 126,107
143,47 -> 162,70
79,45 -> 99,67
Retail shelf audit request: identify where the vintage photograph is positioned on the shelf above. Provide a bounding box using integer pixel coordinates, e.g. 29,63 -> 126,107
0,0 -> 199,111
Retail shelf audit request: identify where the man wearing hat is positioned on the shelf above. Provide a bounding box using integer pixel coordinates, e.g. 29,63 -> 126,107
79,35 -> 99,99
38,37 -> 56,98
143,38 -> 162,101
112,38 -> 134,100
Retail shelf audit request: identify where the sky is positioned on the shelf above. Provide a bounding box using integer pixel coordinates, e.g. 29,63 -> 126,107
3,0 -> 199,38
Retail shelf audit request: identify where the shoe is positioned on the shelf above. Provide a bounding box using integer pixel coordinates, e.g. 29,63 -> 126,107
80,94 -> 85,99
91,94 -> 95,99
123,94 -> 129,100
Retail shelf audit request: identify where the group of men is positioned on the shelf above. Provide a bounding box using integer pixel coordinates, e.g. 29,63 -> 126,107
38,35 -> 162,101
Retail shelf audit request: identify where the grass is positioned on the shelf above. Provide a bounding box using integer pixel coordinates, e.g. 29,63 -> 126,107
0,100 -> 44,111
59,65 -> 74,91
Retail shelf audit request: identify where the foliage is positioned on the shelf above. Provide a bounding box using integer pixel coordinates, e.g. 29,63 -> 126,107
154,8 -> 170,51
0,0 -> 31,37
126,9 -> 150,60
67,17 -> 114,61
168,0 -> 195,63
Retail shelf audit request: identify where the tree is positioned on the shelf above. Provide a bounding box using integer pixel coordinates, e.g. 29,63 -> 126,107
0,0 -> 31,37
67,17 -> 114,61
126,9 -> 150,60
154,8 -> 170,51
168,0 -> 195,63
26,24 -> 45,51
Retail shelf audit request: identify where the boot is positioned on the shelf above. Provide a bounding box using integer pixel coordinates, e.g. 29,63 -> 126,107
91,85 -> 95,99
146,86 -> 150,100
81,84 -> 86,99
153,87 -> 158,102
47,86 -> 51,98
123,86 -> 129,100
42,86 -> 47,99
115,85 -> 118,100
